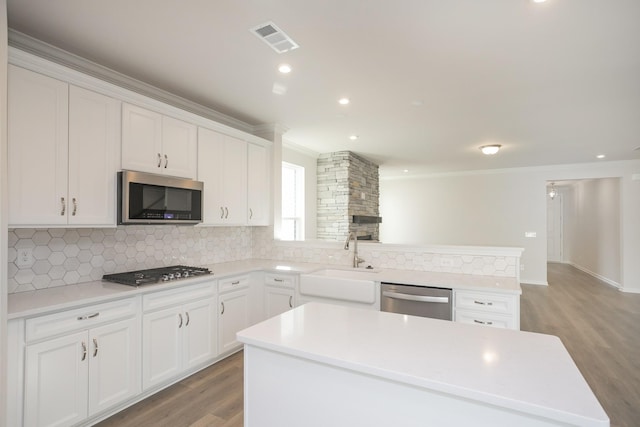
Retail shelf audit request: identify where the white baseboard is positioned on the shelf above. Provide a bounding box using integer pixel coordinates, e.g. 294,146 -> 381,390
620,287 -> 640,294
569,262 -> 621,289
520,280 -> 548,286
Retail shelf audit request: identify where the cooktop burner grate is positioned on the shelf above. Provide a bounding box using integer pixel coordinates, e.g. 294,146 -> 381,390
102,265 -> 212,286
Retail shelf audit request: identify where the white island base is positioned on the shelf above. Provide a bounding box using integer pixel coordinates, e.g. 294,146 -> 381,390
238,303 -> 608,427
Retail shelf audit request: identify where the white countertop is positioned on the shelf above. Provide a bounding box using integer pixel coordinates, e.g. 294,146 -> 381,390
237,302 -> 608,427
8,259 -> 519,319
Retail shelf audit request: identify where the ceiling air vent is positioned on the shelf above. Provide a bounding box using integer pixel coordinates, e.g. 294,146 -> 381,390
250,21 -> 299,54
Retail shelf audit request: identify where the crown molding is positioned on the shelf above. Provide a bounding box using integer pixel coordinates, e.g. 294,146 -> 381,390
8,29 -> 254,134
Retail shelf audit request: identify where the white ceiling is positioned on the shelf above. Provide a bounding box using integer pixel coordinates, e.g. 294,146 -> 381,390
7,0 -> 640,176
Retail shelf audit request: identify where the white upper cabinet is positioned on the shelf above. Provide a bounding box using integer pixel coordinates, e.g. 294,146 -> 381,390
68,85 -> 121,226
122,103 -> 197,179
8,65 -> 120,227
198,127 -> 248,225
247,143 -> 271,226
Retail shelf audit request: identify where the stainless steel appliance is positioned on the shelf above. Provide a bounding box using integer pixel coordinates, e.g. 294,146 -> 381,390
102,265 -> 212,286
380,282 -> 452,320
118,170 -> 204,224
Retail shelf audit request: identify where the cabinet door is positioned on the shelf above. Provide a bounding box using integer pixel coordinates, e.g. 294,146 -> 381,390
265,286 -> 294,319
8,65 -> 69,226
88,318 -> 141,416
162,115 -> 197,179
198,126 -> 226,225
142,306 -> 183,390
247,143 -> 271,225
121,103 -> 162,174
218,289 -> 250,354
68,86 -> 120,226
24,331 -> 89,427
183,298 -> 217,369
223,136 -> 248,224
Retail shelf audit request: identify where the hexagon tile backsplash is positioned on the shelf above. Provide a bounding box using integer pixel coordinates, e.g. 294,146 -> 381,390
8,226 -> 252,294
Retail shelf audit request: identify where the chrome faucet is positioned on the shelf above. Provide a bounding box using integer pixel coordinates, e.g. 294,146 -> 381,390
344,232 -> 365,268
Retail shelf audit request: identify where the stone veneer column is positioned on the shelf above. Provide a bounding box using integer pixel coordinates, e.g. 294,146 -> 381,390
317,151 -> 379,241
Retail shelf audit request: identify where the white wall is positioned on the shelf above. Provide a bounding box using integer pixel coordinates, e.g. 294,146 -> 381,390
1,0 -> 9,423
380,160 -> 640,291
563,179 -> 621,285
282,143 -> 318,240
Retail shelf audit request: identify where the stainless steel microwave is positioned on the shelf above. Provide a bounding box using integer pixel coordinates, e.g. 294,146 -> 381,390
118,170 -> 203,224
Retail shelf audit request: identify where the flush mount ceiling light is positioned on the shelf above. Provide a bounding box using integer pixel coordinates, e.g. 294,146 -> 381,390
480,144 -> 501,155
596,154 -> 606,159
338,97 -> 350,105
349,135 -> 359,141
548,183 -> 557,200
278,64 -> 292,74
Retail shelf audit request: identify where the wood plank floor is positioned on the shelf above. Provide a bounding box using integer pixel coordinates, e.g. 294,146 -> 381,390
521,263 -> 640,427
97,263 -> 640,427
95,351 -> 244,427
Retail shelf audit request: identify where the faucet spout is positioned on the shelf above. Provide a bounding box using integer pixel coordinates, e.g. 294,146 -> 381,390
344,232 -> 364,268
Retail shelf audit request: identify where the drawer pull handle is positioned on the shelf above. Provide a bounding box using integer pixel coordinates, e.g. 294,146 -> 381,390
60,197 -> 66,216
473,300 -> 493,306
81,341 -> 87,361
249,208 -> 253,219
178,313 -> 183,328
185,312 -> 190,326
225,207 -> 229,219
221,301 -> 225,315
220,207 -> 225,219
77,312 -> 100,321
164,154 -> 168,169
289,295 -> 293,308
473,319 -> 493,325
93,338 -> 99,357
157,153 -> 162,168
72,198 -> 78,216
274,278 -> 284,282
231,280 -> 240,285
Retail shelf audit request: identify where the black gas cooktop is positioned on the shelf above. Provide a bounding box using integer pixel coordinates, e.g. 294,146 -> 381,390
102,265 -> 212,286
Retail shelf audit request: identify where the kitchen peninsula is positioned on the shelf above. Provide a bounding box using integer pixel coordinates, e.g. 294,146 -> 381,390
238,302 -> 609,427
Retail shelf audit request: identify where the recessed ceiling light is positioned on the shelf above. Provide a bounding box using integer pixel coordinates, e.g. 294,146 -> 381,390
403,169 -> 409,173
278,64 -> 292,74
596,154 -> 606,159
531,0 -> 548,3
338,97 -> 350,105
349,135 -> 359,141
480,144 -> 502,155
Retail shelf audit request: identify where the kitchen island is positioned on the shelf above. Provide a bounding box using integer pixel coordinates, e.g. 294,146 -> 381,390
237,303 -> 608,427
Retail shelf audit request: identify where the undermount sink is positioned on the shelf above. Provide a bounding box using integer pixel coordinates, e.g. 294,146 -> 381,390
299,268 -> 378,304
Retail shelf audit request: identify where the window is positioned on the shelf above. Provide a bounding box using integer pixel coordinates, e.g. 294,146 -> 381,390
281,162 -> 305,240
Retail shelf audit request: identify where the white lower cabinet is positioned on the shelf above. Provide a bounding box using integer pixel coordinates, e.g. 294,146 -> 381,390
453,290 -> 520,330
23,299 -> 140,427
218,275 -> 250,355
142,282 -> 217,390
264,273 -> 296,319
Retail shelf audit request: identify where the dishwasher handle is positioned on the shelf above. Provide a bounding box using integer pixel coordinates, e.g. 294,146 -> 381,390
382,290 -> 449,304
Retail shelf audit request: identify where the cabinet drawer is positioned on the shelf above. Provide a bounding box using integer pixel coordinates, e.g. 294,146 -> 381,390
264,273 -> 295,289
454,291 -> 515,315
143,281 -> 216,312
26,297 -> 139,343
219,275 -> 250,293
455,310 -> 515,329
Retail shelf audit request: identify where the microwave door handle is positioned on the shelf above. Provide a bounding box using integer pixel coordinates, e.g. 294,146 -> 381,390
382,291 -> 449,304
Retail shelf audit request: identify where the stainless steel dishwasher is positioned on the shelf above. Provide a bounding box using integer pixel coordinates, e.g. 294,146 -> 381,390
380,282 -> 452,320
